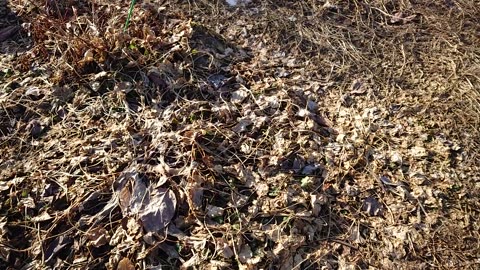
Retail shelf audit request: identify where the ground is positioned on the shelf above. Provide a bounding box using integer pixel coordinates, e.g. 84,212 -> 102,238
0,0 -> 479,269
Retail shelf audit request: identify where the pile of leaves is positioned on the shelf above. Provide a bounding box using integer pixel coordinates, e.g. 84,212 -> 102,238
0,0 -> 479,269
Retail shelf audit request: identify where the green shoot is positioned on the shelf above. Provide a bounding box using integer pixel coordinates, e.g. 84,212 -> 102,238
123,0 -> 137,33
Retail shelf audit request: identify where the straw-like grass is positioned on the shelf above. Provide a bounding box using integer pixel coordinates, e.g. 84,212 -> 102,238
0,0 -> 478,268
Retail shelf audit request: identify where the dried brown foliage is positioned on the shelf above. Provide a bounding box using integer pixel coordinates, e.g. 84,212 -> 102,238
0,0 -> 479,269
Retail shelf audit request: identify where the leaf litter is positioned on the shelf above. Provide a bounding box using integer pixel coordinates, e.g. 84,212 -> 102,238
0,0 -> 479,269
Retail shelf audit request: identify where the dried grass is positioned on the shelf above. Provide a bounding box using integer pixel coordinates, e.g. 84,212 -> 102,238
0,0 -> 479,269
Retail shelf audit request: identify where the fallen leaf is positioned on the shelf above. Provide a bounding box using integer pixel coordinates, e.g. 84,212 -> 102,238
217,238 -> 234,258
0,217 -> 7,237
25,87 -> 43,97
350,79 -> 367,95
307,99 -> 318,112
86,227 -> 110,247
139,188 -> 177,233
27,119 -> 43,138
231,88 -> 248,104
232,118 -> 253,133
0,181 -> 9,191
117,257 -> 135,270
410,146 -> 428,158
147,69 -> 168,90
390,151 -> 403,165
208,74 -> 228,89
31,211 -> 54,222
78,191 -> 100,212
348,226 -> 365,244
44,236 -> 73,263
310,194 -> 328,217
362,197 -> 383,216
114,81 -> 133,94
19,197 -> 35,209
380,175 -> 402,188
118,185 -> 132,216
128,174 -> 149,215
238,244 -> 253,263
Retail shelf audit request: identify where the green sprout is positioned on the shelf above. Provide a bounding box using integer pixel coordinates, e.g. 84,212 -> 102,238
123,0 -> 137,33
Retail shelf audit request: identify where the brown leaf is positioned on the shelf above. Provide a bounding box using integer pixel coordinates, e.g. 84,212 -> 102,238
118,184 -> 132,216
362,197 -> 383,216
139,188 -> 177,233
117,257 -> 135,270
350,79 -> 367,95
147,69 -> 168,90
238,244 -> 253,264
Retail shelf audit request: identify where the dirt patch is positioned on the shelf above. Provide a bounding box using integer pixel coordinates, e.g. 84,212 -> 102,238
0,0 -> 479,269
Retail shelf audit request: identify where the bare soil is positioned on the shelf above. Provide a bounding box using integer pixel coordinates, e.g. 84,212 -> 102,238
0,0 -> 479,269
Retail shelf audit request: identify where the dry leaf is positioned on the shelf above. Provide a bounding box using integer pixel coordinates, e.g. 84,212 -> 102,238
86,227 -> 110,247
44,236 -> 73,263
232,118 -> 253,133
118,185 -> 132,216
238,244 -> 253,264
410,146 -> 428,158
362,197 -> 383,216
208,74 -> 228,89
117,257 -> 135,270
139,188 -> 177,233
19,197 -> 36,209
231,88 -> 248,104
350,79 -> 367,95
31,211 -> 53,222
